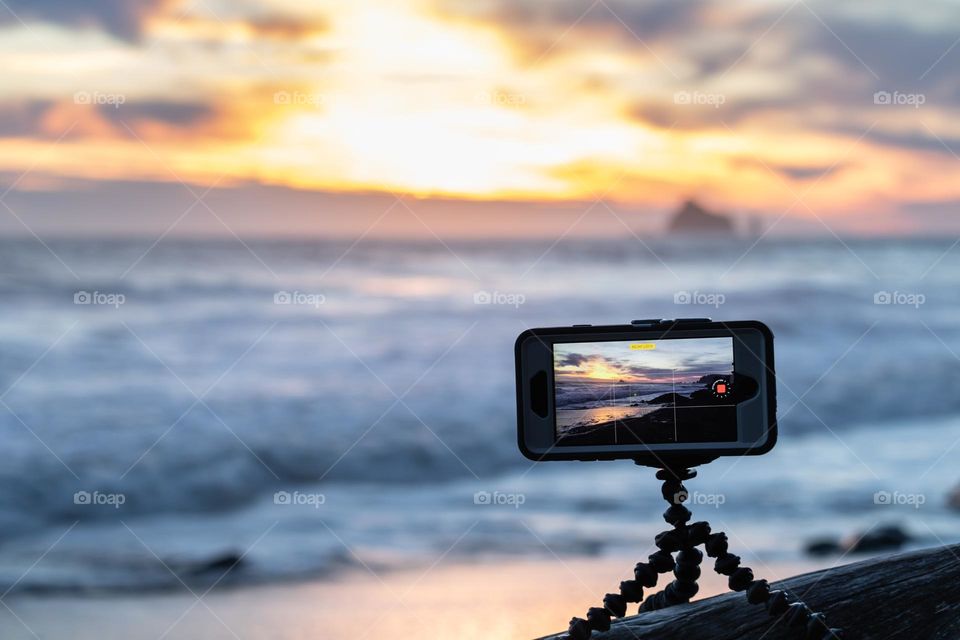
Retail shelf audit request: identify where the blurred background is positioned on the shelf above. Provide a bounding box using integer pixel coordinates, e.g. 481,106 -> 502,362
1,1 -> 959,638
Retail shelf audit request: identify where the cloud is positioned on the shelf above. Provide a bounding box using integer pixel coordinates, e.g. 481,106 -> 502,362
0,100 -> 56,138
0,98 -> 221,140
442,0 -> 960,158
96,100 -> 215,126
0,0 -> 169,40
241,14 -> 329,39
0,100 -> 123,141
728,157 -> 850,182
557,353 -> 590,367
439,0 -> 959,87
3,0 -> 960,224
624,365 -> 673,377
800,11 -> 960,88
0,0 -> 328,42
437,0 -> 709,46
821,123 -> 960,157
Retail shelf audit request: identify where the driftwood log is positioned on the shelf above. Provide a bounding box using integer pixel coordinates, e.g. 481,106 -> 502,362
538,544 -> 960,640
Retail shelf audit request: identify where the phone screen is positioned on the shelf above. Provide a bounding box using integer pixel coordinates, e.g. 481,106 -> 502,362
553,337 -> 742,446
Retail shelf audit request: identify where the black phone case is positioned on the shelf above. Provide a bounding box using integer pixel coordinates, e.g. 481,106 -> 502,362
515,319 -> 777,467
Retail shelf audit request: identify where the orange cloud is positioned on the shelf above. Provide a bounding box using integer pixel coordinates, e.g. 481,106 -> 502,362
1,0 -> 960,234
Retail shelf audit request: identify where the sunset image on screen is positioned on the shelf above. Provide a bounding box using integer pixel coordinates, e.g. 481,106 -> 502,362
553,338 -> 735,446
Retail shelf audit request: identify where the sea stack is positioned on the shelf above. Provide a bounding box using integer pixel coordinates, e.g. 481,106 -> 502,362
667,199 -> 735,234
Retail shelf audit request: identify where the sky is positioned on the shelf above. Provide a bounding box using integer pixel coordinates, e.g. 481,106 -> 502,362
1,0 -> 960,236
554,337 -> 733,384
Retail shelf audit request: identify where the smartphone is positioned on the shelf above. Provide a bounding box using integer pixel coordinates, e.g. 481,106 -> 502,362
515,319 -> 776,466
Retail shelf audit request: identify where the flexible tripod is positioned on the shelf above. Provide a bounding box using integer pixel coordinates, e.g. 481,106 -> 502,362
565,462 -> 844,639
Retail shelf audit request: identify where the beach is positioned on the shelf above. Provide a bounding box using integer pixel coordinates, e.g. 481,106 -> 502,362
0,556 -> 834,640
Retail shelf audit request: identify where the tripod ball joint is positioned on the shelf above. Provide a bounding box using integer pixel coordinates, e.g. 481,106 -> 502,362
567,617 -> 591,640
655,467 -> 697,482
585,607 -> 611,632
786,602 -> 812,627
663,581 -> 692,605
661,479 -> 685,503
673,561 -> 701,582
746,578 -> 770,604
633,562 -> 659,587
705,531 -> 729,557
654,530 -> 683,552
602,592 -> 628,618
619,579 -> 644,602
728,566 -> 754,591
673,546 -> 704,592
766,590 -> 790,616
676,547 -> 703,565
648,550 -> 675,573
714,551 -> 741,575
639,590 -> 667,612
670,578 -> 699,601
687,521 -> 711,545
805,612 -> 830,639
663,503 -> 692,526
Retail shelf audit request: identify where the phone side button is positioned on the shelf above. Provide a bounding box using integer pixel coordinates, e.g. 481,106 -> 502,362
530,371 -> 548,418
573,324 -> 592,327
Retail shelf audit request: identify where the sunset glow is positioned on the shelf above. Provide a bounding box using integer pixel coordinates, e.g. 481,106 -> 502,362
2,0 -> 960,232
554,339 -> 732,385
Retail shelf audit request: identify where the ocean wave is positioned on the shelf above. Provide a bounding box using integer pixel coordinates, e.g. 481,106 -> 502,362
1,238 -> 960,590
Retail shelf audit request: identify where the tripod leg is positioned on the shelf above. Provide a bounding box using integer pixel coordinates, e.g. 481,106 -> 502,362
564,541 -> 678,637
564,472 -> 696,638
704,530 -> 843,639
562,466 -> 843,639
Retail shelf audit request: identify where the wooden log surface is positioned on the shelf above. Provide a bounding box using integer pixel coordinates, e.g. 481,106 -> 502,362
537,544 -> 960,640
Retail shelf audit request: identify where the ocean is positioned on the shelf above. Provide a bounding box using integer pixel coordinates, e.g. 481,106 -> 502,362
0,235 -> 958,593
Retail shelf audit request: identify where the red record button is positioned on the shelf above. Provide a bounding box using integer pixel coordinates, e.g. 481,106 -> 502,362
712,379 -> 731,398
